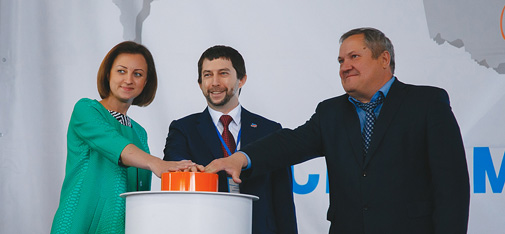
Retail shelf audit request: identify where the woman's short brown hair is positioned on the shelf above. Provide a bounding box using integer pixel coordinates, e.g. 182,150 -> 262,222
97,41 -> 158,106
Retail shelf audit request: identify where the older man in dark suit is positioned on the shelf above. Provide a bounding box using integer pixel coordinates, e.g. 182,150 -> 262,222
163,45 -> 297,234
206,28 -> 470,234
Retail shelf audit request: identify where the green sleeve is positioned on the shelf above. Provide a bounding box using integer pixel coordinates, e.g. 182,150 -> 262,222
70,98 -> 132,164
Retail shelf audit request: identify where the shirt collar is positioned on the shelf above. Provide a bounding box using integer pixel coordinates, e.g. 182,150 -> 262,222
349,76 -> 396,104
208,104 -> 242,127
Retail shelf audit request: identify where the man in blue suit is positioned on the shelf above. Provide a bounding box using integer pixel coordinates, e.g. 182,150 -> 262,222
163,45 -> 297,234
206,28 -> 470,234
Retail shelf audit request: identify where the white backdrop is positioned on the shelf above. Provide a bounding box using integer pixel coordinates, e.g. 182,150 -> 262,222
1,0 -> 504,233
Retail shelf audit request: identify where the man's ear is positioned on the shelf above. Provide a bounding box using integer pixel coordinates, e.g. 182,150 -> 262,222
238,74 -> 247,88
198,79 -> 204,91
381,51 -> 391,70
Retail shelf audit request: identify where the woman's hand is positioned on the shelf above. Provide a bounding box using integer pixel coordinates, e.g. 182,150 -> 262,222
183,164 -> 205,172
121,144 -> 201,178
148,158 -> 197,178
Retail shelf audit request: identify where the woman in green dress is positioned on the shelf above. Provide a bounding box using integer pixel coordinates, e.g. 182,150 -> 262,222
51,41 -> 195,233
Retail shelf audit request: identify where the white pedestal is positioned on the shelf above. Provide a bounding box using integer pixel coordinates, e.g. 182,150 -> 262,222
120,191 -> 259,234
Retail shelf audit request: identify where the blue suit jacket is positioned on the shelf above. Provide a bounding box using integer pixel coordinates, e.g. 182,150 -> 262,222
163,107 -> 297,234
241,80 -> 470,234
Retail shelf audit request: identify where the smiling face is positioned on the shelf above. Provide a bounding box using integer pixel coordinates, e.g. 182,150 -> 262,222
106,53 -> 148,105
199,57 -> 246,113
338,34 -> 392,103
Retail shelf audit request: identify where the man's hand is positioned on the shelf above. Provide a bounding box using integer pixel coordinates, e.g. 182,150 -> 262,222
205,152 -> 248,184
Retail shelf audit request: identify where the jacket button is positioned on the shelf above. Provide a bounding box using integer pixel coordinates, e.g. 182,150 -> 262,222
363,205 -> 369,211
363,171 -> 367,177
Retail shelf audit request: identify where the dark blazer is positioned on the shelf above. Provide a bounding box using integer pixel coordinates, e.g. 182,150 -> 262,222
164,107 -> 297,234
242,79 -> 470,234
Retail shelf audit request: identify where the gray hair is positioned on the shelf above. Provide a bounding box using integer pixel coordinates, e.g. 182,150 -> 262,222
340,27 -> 395,73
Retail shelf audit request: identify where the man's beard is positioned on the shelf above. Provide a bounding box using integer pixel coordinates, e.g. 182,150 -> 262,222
205,88 -> 234,107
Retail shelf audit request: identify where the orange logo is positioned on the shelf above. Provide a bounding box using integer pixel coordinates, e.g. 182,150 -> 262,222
501,5 -> 505,40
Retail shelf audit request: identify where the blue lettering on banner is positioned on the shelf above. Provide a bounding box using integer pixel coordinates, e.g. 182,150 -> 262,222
326,172 -> 329,194
474,147 -> 505,193
292,166 -> 330,194
292,166 -> 319,194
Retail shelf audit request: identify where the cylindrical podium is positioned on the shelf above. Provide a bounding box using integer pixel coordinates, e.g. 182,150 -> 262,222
120,191 -> 259,234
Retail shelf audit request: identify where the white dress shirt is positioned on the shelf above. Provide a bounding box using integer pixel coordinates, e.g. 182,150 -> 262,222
208,104 -> 242,150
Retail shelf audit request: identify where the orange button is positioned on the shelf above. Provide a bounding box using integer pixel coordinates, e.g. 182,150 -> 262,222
161,172 -> 218,192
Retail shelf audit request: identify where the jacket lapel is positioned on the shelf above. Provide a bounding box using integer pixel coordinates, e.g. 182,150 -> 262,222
240,107 -> 258,147
197,108 -> 225,160
364,79 -> 407,167
343,96 -> 366,168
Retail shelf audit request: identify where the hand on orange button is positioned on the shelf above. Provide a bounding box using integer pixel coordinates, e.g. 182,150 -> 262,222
205,152 -> 247,184
150,159 -> 196,178
183,164 -> 205,172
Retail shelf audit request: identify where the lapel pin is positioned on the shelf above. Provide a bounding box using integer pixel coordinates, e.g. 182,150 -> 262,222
250,123 -> 257,128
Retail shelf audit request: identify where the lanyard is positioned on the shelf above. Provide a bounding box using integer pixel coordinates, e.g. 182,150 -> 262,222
214,124 -> 241,156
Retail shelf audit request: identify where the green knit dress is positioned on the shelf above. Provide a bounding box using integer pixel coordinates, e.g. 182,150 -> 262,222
51,98 -> 152,234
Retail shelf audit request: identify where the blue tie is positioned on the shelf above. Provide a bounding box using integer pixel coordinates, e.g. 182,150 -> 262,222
355,94 -> 384,160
